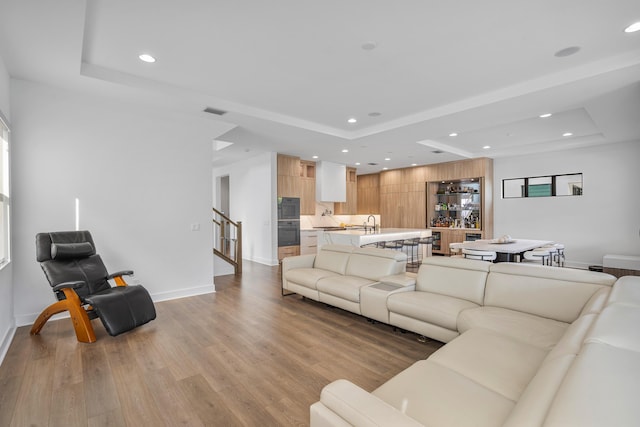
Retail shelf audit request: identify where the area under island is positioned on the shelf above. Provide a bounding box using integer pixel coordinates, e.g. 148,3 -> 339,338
321,228 -> 432,248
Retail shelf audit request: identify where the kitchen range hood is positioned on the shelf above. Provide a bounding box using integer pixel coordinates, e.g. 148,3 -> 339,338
316,161 -> 346,202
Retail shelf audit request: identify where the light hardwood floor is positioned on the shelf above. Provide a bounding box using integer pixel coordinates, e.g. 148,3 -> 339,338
0,261 -> 442,426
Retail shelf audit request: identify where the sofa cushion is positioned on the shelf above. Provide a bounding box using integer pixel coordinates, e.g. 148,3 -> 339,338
387,291 -> 478,331
373,359 -> 515,427
313,245 -> 354,275
457,306 -> 569,350
545,313 -> 597,360
416,257 -> 490,305
285,267 -> 341,290
607,275 -> 640,307
314,379 -> 424,427
543,342 -> 640,427
428,328 -> 548,401
347,248 -> 406,281
499,315 -> 599,427
317,275 -> 376,303
485,263 -> 613,323
579,287 -> 611,316
584,303 -> 640,353
502,354 -> 576,427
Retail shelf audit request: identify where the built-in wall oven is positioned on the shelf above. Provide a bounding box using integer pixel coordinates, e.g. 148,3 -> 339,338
278,220 -> 300,247
277,197 -> 300,220
277,197 -> 300,247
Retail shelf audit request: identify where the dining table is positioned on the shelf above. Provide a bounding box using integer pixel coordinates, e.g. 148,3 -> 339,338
460,238 -> 554,262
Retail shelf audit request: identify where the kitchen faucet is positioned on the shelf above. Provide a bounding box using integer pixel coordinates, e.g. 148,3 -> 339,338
367,215 -> 376,232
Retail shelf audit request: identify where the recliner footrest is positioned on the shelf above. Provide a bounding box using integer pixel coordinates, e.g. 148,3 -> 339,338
84,285 -> 156,336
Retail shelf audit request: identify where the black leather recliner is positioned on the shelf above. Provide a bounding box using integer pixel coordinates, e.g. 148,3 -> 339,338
31,230 -> 156,343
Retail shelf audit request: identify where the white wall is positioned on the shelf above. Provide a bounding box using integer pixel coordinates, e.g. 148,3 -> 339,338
0,55 -> 9,117
11,79 -> 228,325
494,141 -> 640,268
212,152 -> 278,266
0,53 -> 14,362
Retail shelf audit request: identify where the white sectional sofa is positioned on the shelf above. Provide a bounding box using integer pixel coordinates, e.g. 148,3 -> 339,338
308,256 -> 640,427
282,244 -> 410,315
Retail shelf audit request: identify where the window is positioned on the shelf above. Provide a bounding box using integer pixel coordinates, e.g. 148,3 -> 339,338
527,176 -> 552,197
0,114 -> 9,267
503,173 -> 582,199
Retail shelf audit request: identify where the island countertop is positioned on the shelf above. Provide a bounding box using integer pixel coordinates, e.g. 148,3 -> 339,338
322,228 -> 431,247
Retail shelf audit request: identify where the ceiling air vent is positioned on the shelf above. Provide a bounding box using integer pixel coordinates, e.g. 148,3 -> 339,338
367,162 -> 379,166
432,150 -> 444,154
203,106 -> 228,116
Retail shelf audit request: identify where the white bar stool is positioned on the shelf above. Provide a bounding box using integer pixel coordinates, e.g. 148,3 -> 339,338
547,243 -> 565,266
462,248 -> 497,261
449,242 -> 465,258
522,248 -> 552,265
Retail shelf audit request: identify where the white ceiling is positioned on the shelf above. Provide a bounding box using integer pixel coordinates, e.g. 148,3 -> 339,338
1,0 -> 639,174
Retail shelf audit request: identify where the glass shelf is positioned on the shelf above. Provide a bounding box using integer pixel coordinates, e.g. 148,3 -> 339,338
429,178 -> 482,229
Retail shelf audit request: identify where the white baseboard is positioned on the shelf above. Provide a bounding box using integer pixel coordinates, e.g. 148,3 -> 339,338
565,260 -> 595,270
250,256 -> 279,266
151,284 -> 216,302
14,284 -> 216,328
0,323 -> 16,366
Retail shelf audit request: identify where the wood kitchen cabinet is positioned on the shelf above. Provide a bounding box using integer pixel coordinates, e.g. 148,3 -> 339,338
277,154 -> 301,198
278,245 -> 300,261
378,158 -> 493,239
299,160 -> 316,215
334,167 -> 357,214
356,173 -> 380,214
379,172 -> 426,229
431,228 -> 484,255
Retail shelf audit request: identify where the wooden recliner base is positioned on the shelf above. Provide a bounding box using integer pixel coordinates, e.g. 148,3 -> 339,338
30,287 -> 97,343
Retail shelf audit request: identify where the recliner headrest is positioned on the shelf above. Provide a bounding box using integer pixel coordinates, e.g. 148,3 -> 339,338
51,242 -> 94,259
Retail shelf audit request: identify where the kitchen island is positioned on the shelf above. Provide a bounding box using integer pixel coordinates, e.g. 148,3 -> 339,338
322,228 -> 432,247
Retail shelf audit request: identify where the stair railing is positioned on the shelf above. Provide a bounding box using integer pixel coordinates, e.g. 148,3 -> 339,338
212,207 -> 242,275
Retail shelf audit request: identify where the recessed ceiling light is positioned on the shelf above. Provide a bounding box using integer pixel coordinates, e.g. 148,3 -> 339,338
483,145 -> 491,150
368,112 -> 381,117
138,53 -> 156,63
347,118 -> 357,124
554,46 -> 580,57
539,113 -> 552,118
361,42 -> 377,51
355,162 -> 361,166
449,132 -> 458,137
562,132 -> 573,137
312,155 -> 318,159
384,157 -> 391,161
342,149 -> 349,153
624,22 -> 640,33
411,163 -> 417,166
382,167 -> 388,170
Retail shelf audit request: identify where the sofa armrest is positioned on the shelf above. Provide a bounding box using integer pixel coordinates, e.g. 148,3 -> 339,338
380,272 -> 417,288
282,254 -> 316,273
313,379 -> 424,427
